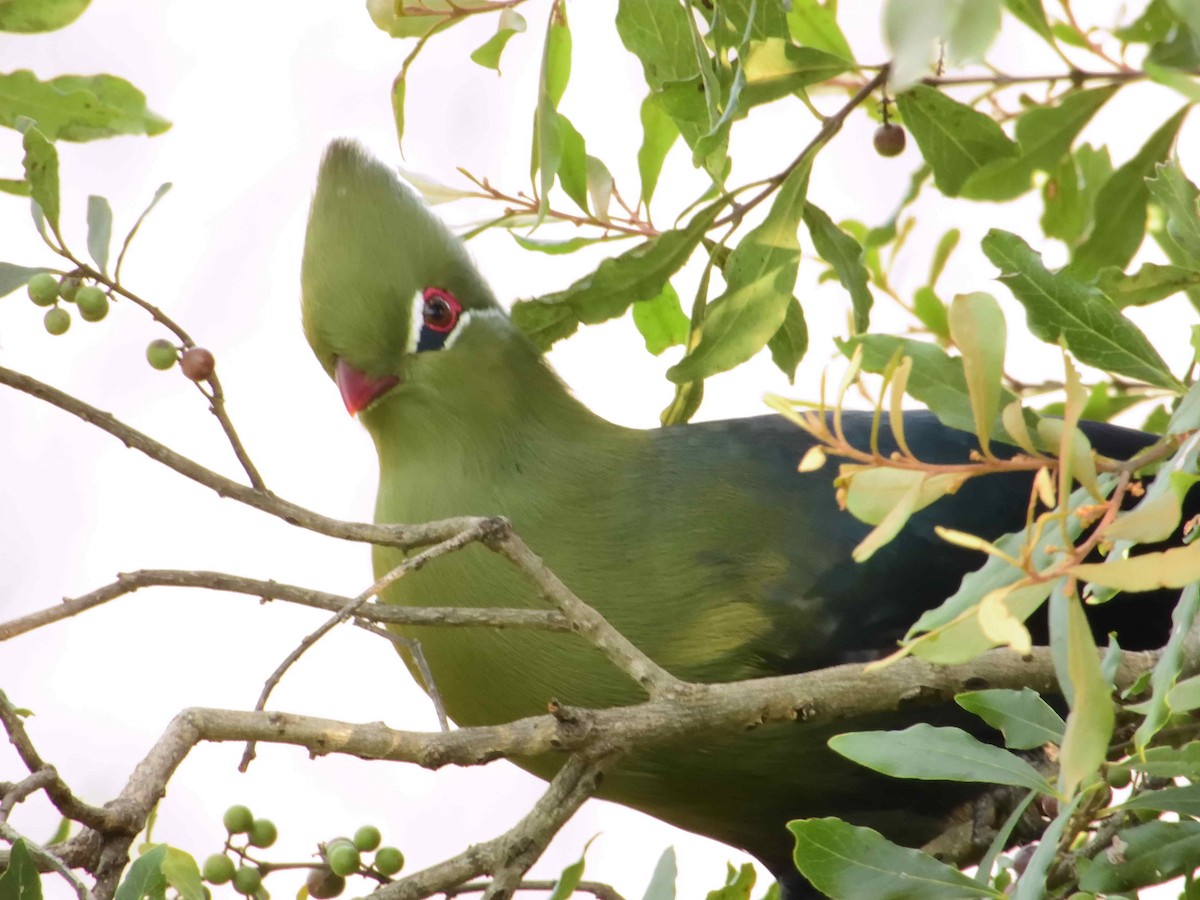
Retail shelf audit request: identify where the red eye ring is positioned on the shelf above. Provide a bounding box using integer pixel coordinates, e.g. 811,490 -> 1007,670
422,287 -> 461,333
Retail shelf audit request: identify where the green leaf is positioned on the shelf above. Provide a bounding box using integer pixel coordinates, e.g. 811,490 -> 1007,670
1080,821 -> 1200,893
116,181 -> 172,273
114,844 -> 168,900
1116,0 -> 1176,44
1068,105 -> 1189,279
960,85 -> 1119,201
1133,583 -> 1200,753
982,229 -> 1182,391
1056,592 -> 1114,797
789,818 -> 1002,899
640,847 -> 677,900
949,292 -> 1006,453
1148,159 -> 1200,263
1120,784 -> 1200,817
1146,60 -> 1200,101
0,839 -> 43,900
912,286 -> 950,338
1001,0 -> 1054,44
830,724 -> 1055,792
705,863 -> 756,900
532,2 -> 571,219
905,483 -> 1105,663
668,162 -> 808,382
511,233 -> 607,255
161,848 -> 204,900
766,297 -> 808,383
803,203 -> 871,332
895,85 -> 1018,196
548,840 -> 591,900
616,0 -> 700,90
556,114 -> 589,213
1168,0 -> 1200,41
0,178 -> 29,196
786,0 -> 854,60
884,0 -> 1003,89
637,93 -> 678,208
22,125 -> 58,234
391,74 -> 406,148
469,9 -> 526,72
0,71 -> 169,141
740,43 -> 851,108
513,203 -> 719,349
86,194 -> 112,275
956,688 -> 1066,750
1120,741 -> 1200,778
0,262 -> 53,297
1148,20 -> 1200,68
929,228 -> 960,287
1041,144 -> 1112,248
1097,262 -> 1200,307
841,334 -> 1016,436
0,0 -> 89,33
632,281 -> 689,355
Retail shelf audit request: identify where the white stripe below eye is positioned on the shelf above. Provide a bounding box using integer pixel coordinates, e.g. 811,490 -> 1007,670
406,289 -> 423,355
443,309 -> 473,349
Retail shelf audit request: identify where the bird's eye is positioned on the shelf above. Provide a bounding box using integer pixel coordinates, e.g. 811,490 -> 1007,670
422,288 -> 460,333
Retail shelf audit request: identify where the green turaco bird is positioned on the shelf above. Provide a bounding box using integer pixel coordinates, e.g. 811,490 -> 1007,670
300,140 -> 1172,898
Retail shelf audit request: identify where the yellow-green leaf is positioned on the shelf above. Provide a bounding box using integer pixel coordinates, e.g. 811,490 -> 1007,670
949,292 -> 1006,454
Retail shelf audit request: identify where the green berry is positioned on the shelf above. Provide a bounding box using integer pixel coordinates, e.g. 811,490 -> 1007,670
180,347 -> 215,381
353,825 -> 381,852
373,846 -> 404,875
231,865 -> 262,895
202,854 -> 236,885
146,339 -> 177,371
222,804 -> 254,834
27,273 -> 59,306
43,307 -> 71,336
326,841 -> 360,877
75,285 -> 109,322
58,277 -> 80,302
1106,766 -> 1132,789
248,817 -> 277,848
873,122 -> 907,157
306,868 -> 346,899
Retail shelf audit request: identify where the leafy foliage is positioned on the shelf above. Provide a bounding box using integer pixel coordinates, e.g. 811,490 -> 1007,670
8,1 -> 1200,899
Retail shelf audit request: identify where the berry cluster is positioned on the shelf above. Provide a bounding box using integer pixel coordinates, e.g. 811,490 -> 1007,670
201,805 -> 405,898
26,272 -> 215,381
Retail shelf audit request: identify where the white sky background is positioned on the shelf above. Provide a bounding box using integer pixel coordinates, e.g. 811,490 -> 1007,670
0,1 -> 1197,898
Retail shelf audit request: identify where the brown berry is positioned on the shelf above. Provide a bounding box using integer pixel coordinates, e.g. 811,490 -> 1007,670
180,347 -> 215,381
873,123 -> 906,157
306,867 -> 346,899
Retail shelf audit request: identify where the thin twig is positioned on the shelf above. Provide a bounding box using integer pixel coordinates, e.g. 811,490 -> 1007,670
0,768 -> 56,821
712,68 -> 889,231
0,568 -> 569,642
485,525 -> 690,700
239,520 -> 502,769
60,258 -> 266,490
0,365 -> 482,550
443,881 -> 624,900
355,621 -> 450,731
0,690 -> 109,829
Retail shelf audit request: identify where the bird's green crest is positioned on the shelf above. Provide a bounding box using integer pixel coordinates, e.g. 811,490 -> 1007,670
300,139 -> 499,386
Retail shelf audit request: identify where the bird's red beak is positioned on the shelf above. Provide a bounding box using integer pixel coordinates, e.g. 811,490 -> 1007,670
334,358 -> 399,416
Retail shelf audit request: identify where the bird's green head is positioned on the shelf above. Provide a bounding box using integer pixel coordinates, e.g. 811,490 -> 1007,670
300,139 -> 502,418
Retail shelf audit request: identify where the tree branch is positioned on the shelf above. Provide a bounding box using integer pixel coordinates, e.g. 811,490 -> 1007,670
0,568 -> 570,642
